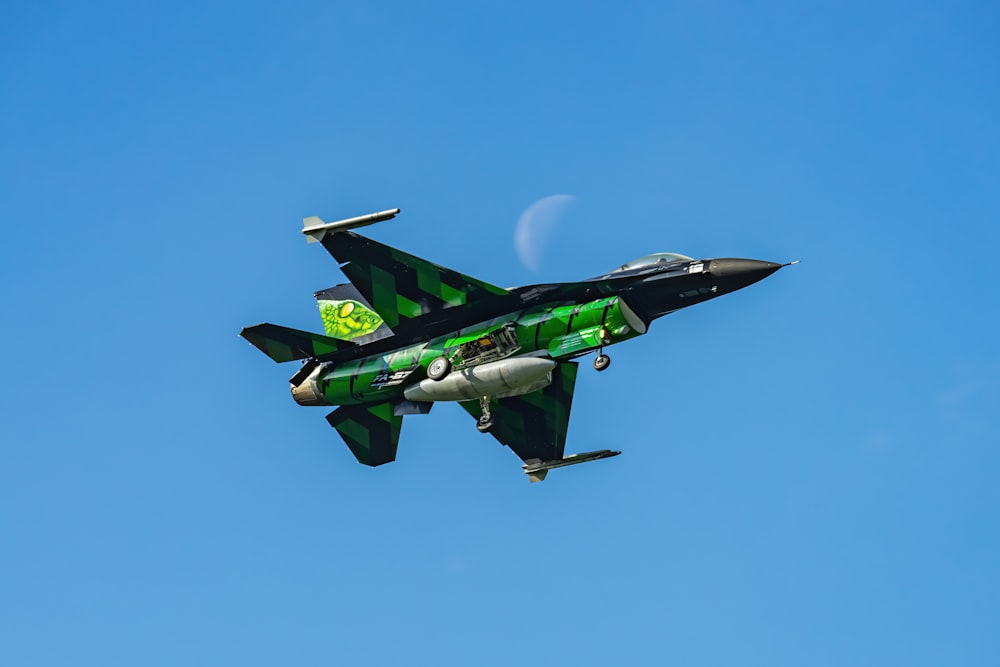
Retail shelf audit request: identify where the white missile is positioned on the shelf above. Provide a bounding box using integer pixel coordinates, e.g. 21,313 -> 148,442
302,208 -> 400,243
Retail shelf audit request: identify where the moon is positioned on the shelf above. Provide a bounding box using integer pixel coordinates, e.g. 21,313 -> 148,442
514,194 -> 575,272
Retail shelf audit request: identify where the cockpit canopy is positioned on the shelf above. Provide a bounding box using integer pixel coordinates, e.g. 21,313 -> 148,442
608,252 -> 693,274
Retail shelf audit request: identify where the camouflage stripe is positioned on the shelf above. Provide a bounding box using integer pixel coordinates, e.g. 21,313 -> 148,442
565,304 -> 583,335
533,307 -> 554,351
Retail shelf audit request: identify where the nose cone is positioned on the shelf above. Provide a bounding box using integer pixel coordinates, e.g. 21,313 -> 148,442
709,258 -> 783,291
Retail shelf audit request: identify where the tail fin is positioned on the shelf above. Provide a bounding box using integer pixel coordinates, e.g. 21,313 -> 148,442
314,284 -> 393,344
240,323 -> 355,363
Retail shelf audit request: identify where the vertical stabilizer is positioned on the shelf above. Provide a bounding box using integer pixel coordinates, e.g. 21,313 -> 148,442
314,284 -> 394,344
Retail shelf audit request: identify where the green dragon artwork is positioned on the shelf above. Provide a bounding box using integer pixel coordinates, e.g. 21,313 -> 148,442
318,299 -> 384,340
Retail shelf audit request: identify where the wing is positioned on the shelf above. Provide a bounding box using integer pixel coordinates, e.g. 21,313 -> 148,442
318,231 -> 517,333
459,361 -> 578,465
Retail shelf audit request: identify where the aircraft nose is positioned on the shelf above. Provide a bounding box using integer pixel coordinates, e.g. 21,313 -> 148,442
709,258 -> 783,290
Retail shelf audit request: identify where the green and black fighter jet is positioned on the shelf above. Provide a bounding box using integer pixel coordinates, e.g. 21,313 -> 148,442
241,208 -> 792,482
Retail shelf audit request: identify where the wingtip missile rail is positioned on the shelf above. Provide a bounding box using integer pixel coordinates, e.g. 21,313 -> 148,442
302,208 -> 401,243
521,449 -> 621,483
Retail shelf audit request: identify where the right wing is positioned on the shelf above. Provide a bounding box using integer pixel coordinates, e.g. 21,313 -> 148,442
459,361 -> 579,480
459,361 -> 618,481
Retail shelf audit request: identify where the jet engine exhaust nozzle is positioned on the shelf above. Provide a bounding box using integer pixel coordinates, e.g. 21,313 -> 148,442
290,361 -> 330,406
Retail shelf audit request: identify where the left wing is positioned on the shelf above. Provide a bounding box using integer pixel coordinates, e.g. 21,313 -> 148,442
319,231 -> 517,333
460,361 -> 618,482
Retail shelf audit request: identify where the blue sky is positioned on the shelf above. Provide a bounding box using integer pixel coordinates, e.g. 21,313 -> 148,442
2,1 -> 998,664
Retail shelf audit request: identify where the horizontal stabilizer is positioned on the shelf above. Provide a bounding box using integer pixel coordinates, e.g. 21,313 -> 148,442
240,323 -> 354,363
302,208 -> 400,243
521,449 -> 620,483
326,402 -> 402,467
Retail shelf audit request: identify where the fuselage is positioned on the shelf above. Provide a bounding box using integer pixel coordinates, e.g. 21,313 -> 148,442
290,256 -> 782,408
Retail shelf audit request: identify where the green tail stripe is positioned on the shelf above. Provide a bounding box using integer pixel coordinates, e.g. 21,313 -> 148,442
326,402 -> 403,467
240,323 -> 354,363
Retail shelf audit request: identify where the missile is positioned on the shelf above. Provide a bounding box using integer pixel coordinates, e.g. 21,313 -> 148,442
521,449 -> 621,483
302,208 -> 400,243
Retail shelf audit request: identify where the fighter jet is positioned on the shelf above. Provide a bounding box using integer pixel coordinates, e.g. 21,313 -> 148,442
241,208 -> 793,482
